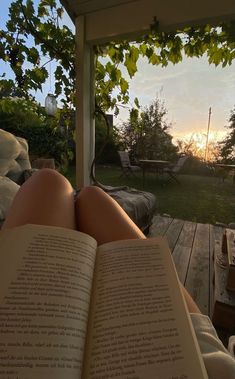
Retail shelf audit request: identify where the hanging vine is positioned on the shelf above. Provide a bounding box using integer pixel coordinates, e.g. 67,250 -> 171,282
0,0 -> 234,115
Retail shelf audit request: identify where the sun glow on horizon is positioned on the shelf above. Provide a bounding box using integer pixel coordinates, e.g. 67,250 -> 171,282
173,130 -> 227,143
173,130 -> 228,161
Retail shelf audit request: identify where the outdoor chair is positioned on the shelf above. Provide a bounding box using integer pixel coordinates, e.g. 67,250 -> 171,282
164,155 -> 188,184
118,151 -> 141,177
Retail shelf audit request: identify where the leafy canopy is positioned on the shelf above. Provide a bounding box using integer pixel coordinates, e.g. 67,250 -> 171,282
120,97 -> 178,161
0,0 -> 235,115
219,108 -> 235,162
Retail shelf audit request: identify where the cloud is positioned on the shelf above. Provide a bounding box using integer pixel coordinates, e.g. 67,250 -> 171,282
116,54 -> 235,139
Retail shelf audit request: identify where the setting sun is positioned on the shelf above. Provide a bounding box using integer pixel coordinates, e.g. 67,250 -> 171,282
175,130 -> 227,161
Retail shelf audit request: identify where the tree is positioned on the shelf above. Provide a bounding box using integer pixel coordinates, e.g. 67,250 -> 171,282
219,108 -> 235,162
0,1 -> 235,115
177,134 -> 220,162
120,98 -> 178,161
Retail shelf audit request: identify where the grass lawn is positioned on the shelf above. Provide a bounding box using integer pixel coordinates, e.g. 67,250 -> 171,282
65,165 -> 235,225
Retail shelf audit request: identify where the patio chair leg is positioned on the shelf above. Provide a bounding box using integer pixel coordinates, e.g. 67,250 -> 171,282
121,168 -> 137,178
120,167 -> 135,178
120,171 -> 128,178
167,172 -> 180,184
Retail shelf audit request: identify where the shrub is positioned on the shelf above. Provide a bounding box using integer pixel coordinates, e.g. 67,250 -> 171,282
180,156 -> 214,176
0,97 -> 73,170
95,117 -> 122,165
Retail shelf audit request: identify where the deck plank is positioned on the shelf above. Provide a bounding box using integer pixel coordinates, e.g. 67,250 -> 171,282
149,215 -> 228,317
185,223 -> 210,315
165,218 -> 184,252
209,224 -> 224,317
172,221 -> 197,284
149,214 -> 173,237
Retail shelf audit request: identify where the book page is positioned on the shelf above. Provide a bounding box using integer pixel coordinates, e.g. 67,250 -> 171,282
83,238 -> 208,379
0,224 -> 97,379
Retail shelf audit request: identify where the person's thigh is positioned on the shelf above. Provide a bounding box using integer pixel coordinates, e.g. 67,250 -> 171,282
75,186 -> 145,245
75,186 -> 200,314
2,169 -> 76,230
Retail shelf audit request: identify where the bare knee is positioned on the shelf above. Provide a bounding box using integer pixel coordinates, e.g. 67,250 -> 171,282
76,186 -> 110,212
32,168 -> 64,182
77,185 -> 105,203
26,168 -> 73,192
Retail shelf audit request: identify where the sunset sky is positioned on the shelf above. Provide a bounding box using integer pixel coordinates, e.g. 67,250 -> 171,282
116,55 -> 235,144
1,1 -> 235,145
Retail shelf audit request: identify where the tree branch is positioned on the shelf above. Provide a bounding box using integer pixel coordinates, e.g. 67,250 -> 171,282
19,0 -> 74,72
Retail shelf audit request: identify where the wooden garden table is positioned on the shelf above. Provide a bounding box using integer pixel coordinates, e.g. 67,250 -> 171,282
139,159 -> 170,186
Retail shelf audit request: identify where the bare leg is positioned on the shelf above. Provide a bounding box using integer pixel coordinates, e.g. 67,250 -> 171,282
2,169 -> 76,230
181,286 -> 201,313
2,173 -> 201,314
75,186 -> 145,245
75,186 -> 201,314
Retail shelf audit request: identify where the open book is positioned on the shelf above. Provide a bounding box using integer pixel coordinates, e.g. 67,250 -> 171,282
0,224 -> 208,379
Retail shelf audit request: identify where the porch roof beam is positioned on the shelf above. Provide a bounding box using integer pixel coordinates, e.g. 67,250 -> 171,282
61,0 -> 235,44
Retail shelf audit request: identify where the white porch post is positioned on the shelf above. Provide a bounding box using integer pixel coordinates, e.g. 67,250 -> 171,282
75,15 -> 95,188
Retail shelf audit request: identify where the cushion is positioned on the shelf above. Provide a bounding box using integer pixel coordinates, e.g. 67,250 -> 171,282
100,185 -> 157,231
0,130 -> 21,176
0,129 -> 31,184
23,168 -> 38,182
0,176 -> 19,221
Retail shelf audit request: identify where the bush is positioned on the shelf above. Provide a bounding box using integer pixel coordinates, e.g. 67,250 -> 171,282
180,156 -> 214,176
95,117 -> 122,164
0,97 -> 72,169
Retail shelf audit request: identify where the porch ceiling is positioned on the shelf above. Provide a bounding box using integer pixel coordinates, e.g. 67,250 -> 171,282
61,0 -> 235,43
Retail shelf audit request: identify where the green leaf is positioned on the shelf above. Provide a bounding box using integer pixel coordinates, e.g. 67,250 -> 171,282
134,97 -> 140,108
124,54 -> 137,78
105,61 -> 113,74
109,67 -> 121,82
140,43 -> 147,55
29,67 -> 48,86
184,43 -> 195,57
209,48 -> 223,66
57,7 -> 64,19
130,46 -> 139,62
149,53 -> 161,65
107,46 -> 116,60
28,47 -> 40,64
120,78 -> 128,94
130,108 -> 139,123
168,49 -> 182,64
123,95 -> 129,104
146,47 -> 154,58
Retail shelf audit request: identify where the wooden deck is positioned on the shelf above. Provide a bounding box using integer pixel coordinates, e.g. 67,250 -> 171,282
149,214 -> 225,318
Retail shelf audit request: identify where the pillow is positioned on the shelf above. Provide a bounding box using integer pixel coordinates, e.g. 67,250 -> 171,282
0,130 -> 31,183
0,176 -> 19,221
0,129 -> 21,176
